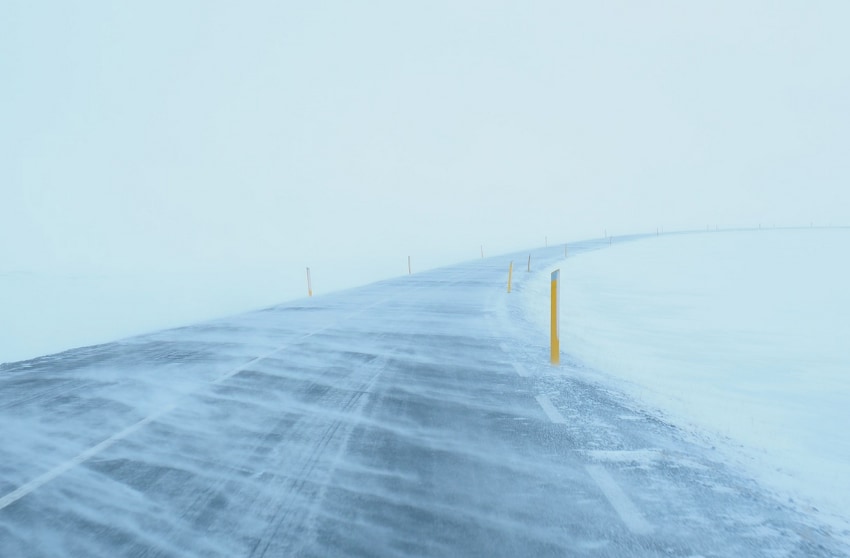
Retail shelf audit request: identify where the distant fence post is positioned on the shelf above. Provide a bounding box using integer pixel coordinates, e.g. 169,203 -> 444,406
527,254 -> 531,272
550,269 -> 560,365
408,256 -> 412,275
306,267 -> 313,297
507,261 -> 513,293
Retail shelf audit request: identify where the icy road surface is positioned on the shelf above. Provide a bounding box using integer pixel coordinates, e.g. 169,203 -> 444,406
1,239 -> 846,557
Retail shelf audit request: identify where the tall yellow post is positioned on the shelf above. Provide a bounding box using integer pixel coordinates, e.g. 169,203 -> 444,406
408,256 -> 411,275
527,254 -> 531,272
550,269 -> 560,365
507,261 -> 513,293
306,267 -> 313,297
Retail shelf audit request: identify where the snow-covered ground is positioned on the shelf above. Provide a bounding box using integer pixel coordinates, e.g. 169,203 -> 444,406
0,255 -> 470,365
0,269 -> 300,365
5,240 -> 846,557
521,227 -> 850,533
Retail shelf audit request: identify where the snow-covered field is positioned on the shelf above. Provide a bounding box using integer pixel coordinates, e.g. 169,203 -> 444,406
5,227 -> 848,536
0,269 -> 299,365
521,228 -> 850,533
3,230 -> 849,555
0,258 -> 464,366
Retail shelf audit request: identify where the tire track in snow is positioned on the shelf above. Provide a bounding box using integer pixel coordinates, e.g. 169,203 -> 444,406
0,269 -> 477,511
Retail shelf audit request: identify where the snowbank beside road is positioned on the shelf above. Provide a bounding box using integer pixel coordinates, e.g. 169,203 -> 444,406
521,228 -> 850,531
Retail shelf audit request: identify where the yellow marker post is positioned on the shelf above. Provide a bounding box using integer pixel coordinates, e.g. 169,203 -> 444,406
527,254 -> 531,272
507,261 -> 513,293
408,256 -> 411,275
306,267 -> 313,297
550,269 -> 560,365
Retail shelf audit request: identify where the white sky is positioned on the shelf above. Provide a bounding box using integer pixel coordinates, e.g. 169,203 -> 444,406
3,1 -> 849,296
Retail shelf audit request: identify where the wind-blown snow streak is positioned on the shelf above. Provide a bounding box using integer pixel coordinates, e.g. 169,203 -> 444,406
1,236 -> 847,557
521,227 -> 850,536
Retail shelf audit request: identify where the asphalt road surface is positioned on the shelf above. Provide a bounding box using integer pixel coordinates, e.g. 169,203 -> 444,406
1,239 -> 846,557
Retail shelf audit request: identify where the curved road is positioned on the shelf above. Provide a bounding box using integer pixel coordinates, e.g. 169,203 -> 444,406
1,238 -> 846,557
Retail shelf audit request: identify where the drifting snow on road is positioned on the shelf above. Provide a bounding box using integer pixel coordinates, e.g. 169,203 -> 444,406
522,227 -> 850,544
1,233 -> 848,556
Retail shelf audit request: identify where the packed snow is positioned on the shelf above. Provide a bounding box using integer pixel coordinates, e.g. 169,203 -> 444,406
521,227 -> 850,534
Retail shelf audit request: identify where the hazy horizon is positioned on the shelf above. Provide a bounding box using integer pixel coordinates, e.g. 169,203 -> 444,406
4,1 -> 849,298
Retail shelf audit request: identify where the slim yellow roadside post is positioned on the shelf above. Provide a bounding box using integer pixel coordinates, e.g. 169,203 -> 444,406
550,269 -> 560,365
507,261 -> 513,293
306,267 -> 313,297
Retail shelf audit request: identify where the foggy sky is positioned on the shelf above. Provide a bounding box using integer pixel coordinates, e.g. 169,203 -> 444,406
3,1 -> 849,297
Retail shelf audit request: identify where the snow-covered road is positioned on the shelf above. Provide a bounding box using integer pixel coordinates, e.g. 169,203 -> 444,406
1,239 -> 845,557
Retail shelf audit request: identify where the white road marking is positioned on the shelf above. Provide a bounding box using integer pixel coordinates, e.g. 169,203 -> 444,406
0,310 -> 358,511
512,363 -> 530,377
498,342 -> 530,377
0,329 -> 330,511
585,464 -> 654,535
0,324 -> 337,511
0,269 -> 483,510
4,264 -> 507,511
0,404 -> 176,511
535,394 -> 566,424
